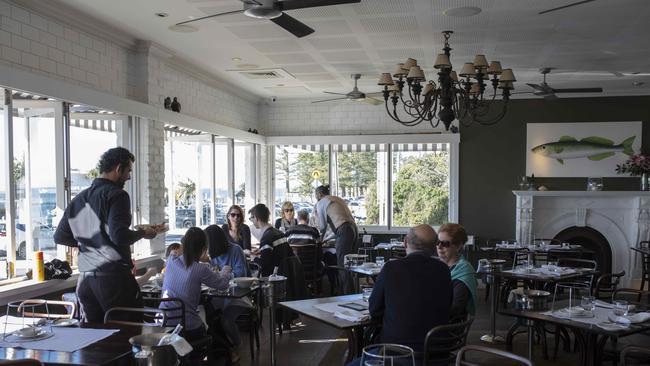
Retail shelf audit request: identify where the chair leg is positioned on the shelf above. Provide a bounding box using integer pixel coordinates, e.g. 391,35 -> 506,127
249,317 -> 255,361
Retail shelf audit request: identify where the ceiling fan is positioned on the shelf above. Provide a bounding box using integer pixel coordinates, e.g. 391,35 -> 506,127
175,0 -> 361,38
524,68 -> 603,100
312,74 -> 383,105
538,0 -> 596,15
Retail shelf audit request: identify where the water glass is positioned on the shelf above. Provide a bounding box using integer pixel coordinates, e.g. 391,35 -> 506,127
376,256 -> 385,267
581,296 -> 596,312
362,286 -> 373,302
614,300 -> 629,316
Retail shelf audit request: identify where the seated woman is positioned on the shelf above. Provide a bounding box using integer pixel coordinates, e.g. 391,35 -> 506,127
222,205 -> 252,251
275,201 -> 298,233
160,227 -> 232,342
437,223 -> 477,322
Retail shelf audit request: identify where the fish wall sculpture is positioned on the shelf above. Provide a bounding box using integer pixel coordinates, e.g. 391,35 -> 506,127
531,135 -> 635,164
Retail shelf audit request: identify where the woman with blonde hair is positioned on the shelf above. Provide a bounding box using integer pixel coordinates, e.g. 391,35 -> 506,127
274,201 -> 298,232
436,223 -> 477,321
221,205 -> 251,251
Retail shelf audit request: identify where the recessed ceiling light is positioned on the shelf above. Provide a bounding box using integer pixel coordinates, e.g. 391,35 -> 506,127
237,64 -> 260,69
232,57 -> 242,62
168,24 -> 199,33
444,6 -> 482,17
155,12 -> 168,18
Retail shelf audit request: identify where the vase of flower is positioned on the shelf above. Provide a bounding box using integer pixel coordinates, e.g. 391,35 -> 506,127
616,153 -> 650,191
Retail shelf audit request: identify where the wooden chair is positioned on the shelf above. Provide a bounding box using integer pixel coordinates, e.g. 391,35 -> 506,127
613,288 -> 650,310
292,242 -> 323,296
17,299 -> 75,320
103,306 -> 168,326
593,271 -> 626,300
423,316 -> 474,365
455,345 -> 534,366
620,345 -> 650,366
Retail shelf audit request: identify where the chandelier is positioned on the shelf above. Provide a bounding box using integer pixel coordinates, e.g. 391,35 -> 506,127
377,31 -> 516,131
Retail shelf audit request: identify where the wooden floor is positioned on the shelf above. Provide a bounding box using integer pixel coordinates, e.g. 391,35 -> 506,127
231,287 -> 649,366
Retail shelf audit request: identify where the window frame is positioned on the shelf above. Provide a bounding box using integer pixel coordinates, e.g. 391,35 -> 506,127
267,133 -> 460,232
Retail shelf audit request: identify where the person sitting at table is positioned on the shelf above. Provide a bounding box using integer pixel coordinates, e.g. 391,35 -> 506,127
204,224 -> 252,362
367,224 -> 452,354
166,242 -> 182,258
160,227 -> 232,343
222,205 -> 252,251
275,201 -> 298,233
437,223 -> 478,322
286,209 -> 320,245
248,203 -> 294,277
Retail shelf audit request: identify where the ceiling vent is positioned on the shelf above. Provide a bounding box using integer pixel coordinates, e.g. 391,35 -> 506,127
228,68 -> 295,81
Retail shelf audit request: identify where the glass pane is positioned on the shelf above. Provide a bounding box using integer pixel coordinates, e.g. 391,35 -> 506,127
13,104 -> 58,272
234,143 -> 254,214
214,141 -> 229,225
274,145 -> 329,219
391,147 -> 450,227
69,123 -> 118,198
0,102 -> 6,268
335,151 -> 387,225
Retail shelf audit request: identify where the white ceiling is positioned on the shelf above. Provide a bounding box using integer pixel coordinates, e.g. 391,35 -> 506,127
57,0 -> 650,101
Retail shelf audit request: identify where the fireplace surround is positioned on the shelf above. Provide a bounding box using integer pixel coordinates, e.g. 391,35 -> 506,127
513,190 -> 650,287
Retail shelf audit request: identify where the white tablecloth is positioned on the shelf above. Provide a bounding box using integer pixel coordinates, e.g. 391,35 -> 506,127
0,315 -> 119,352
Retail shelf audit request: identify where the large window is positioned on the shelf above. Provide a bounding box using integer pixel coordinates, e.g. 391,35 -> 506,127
234,142 -> 255,213
272,138 -> 457,230
391,144 -> 450,227
274,145 -> 329,218
333,145 -> 387,226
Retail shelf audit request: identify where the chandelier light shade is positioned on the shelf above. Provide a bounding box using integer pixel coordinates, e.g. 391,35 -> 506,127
377,31 -> 516,130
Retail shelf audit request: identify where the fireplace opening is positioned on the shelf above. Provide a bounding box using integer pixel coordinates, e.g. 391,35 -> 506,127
553,226 -> 612,274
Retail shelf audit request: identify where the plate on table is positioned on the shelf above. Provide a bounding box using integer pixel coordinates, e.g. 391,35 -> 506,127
596,321 -> 629,331
52,318 -> 79,327
10,326 -> 53,340
555,307 -> 594,318
361,262 -> 378,268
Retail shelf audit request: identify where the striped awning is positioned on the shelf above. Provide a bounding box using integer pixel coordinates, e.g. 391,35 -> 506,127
278,145 -> 328,153
391,143 -> 448,152
70,119 -> 116,132
331,144 -> 387,152
164,124 -> 203,137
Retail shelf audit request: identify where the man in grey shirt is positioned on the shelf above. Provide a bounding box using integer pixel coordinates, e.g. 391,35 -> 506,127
314,184 -> 357,294
54,147 -> 157,322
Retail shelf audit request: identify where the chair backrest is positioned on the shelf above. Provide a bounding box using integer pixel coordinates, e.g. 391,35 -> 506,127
638,241 -> 650,250
594,271 -> 625,299
279,255 -> 309,301
142,297 -> 186,327
17,299 -> 75,320
620,345 -> 650,366
103,306 -> 167,326
512,249 -> 530,269
389,246 -> 406,259
423,316 -> 474,365
455,345 -> 534,366
292,243 -> 319,278
613,288 -> 650,310
557,258 -> 597,291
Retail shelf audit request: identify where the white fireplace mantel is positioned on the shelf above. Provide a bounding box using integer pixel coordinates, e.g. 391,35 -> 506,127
513,190 -> 650,286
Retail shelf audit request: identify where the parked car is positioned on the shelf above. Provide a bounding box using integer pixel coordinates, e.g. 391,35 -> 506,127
0,221 -> 55,260
174,205 -> 226,228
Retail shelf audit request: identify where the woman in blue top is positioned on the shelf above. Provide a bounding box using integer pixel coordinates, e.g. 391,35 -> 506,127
160,227 -> 231,341
205,224 -> 253,359
436,223 -> 478,322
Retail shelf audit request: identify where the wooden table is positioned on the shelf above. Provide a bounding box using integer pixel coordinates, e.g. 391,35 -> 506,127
500,304 -> 650,366
279,294 -> 372,363
0,323 -> 171,365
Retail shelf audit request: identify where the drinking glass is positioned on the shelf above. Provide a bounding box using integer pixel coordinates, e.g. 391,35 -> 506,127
361,344 -> 415,366
362,286 -> 373,302
614,300 -> 629,316
581,296 -> 596,312
376,256 -> 385,267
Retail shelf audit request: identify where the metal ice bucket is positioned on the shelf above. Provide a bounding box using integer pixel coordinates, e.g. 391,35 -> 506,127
261,275 -> 287,306
129,333 -> 179,366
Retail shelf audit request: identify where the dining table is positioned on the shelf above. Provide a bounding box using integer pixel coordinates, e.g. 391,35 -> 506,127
279,294 -> 373,364
0,320 -> 172,366
499,301 -> 650,366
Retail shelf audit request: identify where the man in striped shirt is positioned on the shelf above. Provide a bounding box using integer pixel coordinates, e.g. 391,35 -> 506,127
286,209 -> 320,245
248,204 -> 294,277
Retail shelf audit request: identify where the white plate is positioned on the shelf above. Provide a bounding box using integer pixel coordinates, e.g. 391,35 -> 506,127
52,318 -> 79,327
596,321 -> 629,331
12,327 -> 49,339
555,308 -> 594,318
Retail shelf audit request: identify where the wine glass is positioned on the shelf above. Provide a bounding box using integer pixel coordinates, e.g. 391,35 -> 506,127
581,296 -> 595,312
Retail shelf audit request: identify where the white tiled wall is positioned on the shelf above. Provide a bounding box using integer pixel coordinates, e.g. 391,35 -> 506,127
261,102 -> 443,136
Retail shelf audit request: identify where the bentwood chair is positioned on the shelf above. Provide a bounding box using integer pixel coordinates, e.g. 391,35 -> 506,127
594,271 -> 626,300
620,345 -> 650,366
18,299 -> 76,320
423,316 -> 474,366
455,345 -> 534,366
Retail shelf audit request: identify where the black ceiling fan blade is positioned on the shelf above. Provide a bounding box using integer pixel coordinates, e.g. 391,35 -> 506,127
270,13 -> 314,38
323,91 -> 347,96
278,0 -> 361,11
554,87 -> 603,93
312,97 -> 347,104
526,83 -> 546,92
538,0 -> 596,15
177,9 -> 245,25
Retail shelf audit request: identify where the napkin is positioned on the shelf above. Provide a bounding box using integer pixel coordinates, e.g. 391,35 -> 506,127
334,310 -> 369,323
609,312 -> 650,324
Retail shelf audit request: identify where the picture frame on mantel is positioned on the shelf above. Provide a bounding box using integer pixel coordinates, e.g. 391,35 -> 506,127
526,121 -> 642,177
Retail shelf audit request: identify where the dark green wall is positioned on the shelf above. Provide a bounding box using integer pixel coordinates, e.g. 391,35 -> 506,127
459,96 -> 650,241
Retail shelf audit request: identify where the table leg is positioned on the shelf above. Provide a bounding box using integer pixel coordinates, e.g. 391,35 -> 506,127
481,274 -> 504,343
345,329 -> 356,363
527,319 -> 534,361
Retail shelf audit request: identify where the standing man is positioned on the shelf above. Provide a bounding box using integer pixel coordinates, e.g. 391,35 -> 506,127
54,147 -> 157,323
314,185 -> 357,294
